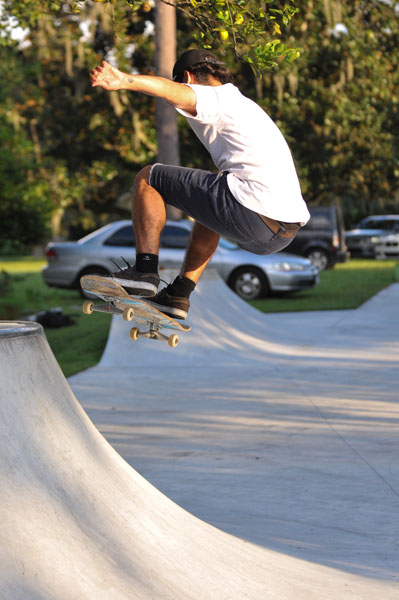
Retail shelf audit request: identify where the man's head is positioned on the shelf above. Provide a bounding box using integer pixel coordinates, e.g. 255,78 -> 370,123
172,49 -> 233,85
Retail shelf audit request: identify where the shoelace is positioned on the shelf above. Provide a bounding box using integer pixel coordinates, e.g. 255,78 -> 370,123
157,285 -> 171,297
111,258 -> 168,287
111,257 -> 133,272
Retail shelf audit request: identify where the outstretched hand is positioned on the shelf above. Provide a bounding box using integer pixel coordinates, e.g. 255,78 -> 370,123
90,59 -> 197,114
90,61 -> 127,91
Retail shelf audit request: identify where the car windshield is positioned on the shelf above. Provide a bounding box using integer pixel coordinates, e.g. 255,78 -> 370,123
361,221 -> 381,229
360,218 -> 399,230
219,238 -> 238,250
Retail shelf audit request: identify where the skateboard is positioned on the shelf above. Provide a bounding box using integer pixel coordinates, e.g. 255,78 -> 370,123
80,275 -> 191,348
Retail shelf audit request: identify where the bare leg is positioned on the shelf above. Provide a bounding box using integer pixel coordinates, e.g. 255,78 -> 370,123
181,221 -> 220,284
132,165 -> 166,254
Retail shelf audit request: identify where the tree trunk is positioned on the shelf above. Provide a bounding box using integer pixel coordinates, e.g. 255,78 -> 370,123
155,0 -> 182,220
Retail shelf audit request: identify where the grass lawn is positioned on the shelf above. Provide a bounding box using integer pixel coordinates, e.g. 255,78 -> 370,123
0,257 -> 110,377
251,258 -> 399,313
0,256 -> 397,375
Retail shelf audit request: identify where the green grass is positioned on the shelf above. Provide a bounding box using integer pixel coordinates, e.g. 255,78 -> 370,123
0,257 -> 110,377
251,258 -> 399,313
0,256 -> 397,375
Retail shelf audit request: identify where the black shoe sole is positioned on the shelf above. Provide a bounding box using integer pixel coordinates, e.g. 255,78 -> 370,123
125,287 -> 157,297
109,278 -> 158,297
146,300 -> 188,320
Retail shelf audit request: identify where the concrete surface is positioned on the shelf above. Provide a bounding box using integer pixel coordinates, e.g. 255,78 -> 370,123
1,270 -> 398,598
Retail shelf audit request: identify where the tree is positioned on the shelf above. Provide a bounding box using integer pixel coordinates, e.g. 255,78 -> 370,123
0,112 -> 53,252
0,1 -> 159,241
0,47 -> 54,251
0,0 -> 301,240
2,0 -> 398,234
253,0 -> 399,224
2,1 -> 300,72
154,0 -> 181,219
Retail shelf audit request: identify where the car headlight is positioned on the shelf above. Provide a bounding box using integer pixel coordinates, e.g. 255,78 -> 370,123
273,261 -> 306,272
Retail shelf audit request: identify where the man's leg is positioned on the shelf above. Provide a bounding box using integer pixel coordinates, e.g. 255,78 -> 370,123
147,222 -> 219,320
132,165 -> 166,255
137,164 -> 229,317
107,164 -> 163,296
180,221 -> 220,283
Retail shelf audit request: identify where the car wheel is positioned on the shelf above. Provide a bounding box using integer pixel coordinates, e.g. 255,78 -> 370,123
228,267 -> 269,300
78,266 -> 110,297
306,249 -> 330,271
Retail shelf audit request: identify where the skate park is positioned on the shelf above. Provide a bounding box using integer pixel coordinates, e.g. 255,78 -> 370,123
0,269 -> 398,599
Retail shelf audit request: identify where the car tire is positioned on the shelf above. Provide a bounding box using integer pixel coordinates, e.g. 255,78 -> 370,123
306,248 -> 330,271
228,267 -> 269,301
78,266 -> 110,297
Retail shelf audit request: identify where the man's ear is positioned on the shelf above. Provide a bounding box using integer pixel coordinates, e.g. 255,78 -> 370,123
183,70 -> 194,84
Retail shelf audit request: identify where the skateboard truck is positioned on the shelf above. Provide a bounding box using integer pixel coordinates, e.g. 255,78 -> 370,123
82,298 -> 184,348
129,324 -> 179,348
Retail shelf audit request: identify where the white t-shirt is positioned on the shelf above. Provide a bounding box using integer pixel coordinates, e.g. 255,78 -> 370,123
176,83 -> 310,225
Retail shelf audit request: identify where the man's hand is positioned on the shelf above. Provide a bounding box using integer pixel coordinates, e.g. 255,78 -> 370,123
90,61 -> 127,91
90,60 -> 197,115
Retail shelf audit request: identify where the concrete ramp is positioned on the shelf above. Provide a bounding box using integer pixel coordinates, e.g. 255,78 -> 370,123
70,270 -> 399,596
98,269 -> 399,368
2,269 -> 399,599
98,270 -> 299,368
0,322 -> 393,600
2,320 -> 388,600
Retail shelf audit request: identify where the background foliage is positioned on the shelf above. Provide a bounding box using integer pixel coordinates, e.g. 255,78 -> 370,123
0,0 -> 398,251
257,0 -> 399,224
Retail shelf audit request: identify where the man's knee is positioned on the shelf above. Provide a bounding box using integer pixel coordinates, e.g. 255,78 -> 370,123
133,165 -> 153,193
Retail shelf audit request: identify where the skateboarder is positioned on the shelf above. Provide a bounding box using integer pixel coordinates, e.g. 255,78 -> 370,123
90,49 -> 310,320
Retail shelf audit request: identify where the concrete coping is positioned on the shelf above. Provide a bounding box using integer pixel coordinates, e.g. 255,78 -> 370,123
0,321 -> 43,340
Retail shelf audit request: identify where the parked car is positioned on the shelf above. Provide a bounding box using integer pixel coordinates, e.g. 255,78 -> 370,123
345,215 -> 399,258
374,233 -> 399,259
284,206 -> 349,270
42,220 -> 319,301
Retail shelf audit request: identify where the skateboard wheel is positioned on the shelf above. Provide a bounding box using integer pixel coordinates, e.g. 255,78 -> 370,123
82,300 -> 94,315
123,307 -> 134,321
168,334 -> 179,348
130,327 -> 140,341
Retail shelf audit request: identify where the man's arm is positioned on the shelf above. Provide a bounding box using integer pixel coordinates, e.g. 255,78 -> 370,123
90,61 -> 197,116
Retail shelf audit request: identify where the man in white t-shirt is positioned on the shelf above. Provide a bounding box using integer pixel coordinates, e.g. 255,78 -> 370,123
90,49 -> 310,319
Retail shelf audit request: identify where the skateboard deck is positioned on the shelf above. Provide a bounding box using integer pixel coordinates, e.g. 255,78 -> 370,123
80,275 -> 191,348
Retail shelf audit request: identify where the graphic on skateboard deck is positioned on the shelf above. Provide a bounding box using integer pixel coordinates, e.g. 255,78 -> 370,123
80,275 -> 191,348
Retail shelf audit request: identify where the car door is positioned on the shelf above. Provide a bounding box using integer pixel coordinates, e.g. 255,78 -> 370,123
159,224 -> 190,267
102,224 -> 136,268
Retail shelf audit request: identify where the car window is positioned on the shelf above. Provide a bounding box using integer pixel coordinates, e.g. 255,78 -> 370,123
303,213 -> 332,231
362,219 -> 399,230
160,225 -> 190,248
103,226 -> 135,247
362,220 -> 379,229
382,220 -> 399,230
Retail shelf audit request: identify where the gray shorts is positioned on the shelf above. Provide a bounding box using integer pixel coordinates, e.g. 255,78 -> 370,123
149,164 -> 294,255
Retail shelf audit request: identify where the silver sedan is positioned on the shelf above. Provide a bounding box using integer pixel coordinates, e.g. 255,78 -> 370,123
42,220 -> 319,301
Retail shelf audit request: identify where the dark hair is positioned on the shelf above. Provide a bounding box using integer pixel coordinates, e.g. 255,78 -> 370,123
186,61 -> 233,85
173,49 -> 232,84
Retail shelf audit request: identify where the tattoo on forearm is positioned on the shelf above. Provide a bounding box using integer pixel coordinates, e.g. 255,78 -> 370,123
127,76 -> 135,84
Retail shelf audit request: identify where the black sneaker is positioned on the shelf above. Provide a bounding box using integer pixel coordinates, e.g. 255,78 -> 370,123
107,262 -> 159,297
146,285 -> 189,320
